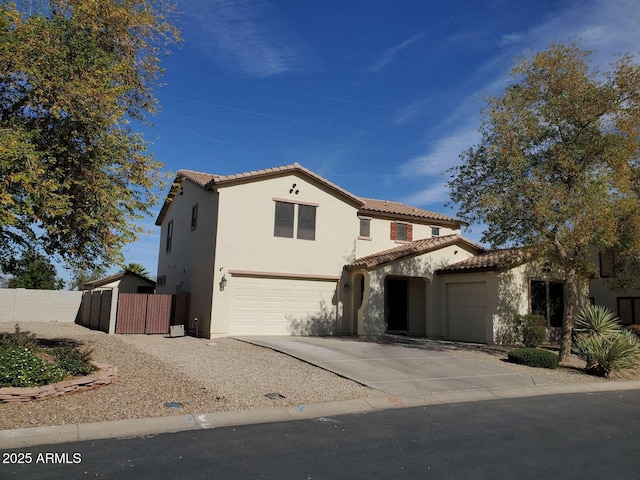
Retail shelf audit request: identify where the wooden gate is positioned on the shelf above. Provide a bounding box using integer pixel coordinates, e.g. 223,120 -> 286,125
116,294 -> 172,334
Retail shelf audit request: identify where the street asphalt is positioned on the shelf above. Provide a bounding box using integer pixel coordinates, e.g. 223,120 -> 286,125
2,335 -> 640,450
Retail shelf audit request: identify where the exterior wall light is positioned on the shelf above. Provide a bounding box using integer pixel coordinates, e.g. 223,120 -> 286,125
343,282 -> 351,293
219,274 -> 228,291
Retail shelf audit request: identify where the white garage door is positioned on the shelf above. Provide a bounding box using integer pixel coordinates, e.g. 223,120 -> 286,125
229,276 -> 337,335
447,282 -> 487,343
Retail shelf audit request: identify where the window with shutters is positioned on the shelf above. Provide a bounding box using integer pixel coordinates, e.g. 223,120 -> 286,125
390,221 -> 412,242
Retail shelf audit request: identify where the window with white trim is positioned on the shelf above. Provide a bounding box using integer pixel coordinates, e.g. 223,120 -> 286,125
431,227 -> 440,236
359,218 -> 371,238
274,201 -> 317,241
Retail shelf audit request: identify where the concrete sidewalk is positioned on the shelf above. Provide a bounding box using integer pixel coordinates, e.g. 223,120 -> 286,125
2,380 -> 640,450
236,336 -> 557,395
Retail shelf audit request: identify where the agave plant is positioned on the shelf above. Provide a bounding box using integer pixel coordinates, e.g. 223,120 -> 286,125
573,305 -> 640,377
574,305 -> 621,337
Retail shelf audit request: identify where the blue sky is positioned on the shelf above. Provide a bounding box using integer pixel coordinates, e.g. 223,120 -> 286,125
104,0 -> 640,282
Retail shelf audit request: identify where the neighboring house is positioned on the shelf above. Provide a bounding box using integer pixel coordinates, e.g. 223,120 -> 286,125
590,251 -> 640,325
83,271 -> 156,294
153,162 -> 594,342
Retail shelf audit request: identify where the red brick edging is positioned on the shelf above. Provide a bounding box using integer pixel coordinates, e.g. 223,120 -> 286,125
0,363 -> 117,403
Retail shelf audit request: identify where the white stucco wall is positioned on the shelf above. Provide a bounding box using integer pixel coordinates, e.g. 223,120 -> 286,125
210,172 -> 361,335
590,278 -> 640,320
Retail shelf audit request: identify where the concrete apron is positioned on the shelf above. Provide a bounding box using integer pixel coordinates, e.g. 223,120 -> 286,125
236,336 -> 556,396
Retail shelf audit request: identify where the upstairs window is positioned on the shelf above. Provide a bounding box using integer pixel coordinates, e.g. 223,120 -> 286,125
274,200 -> 316,240
191,204 -> 198,231
431,227 -> 440,237
599,250 -> 615,278
390,221 -> 412,242
297,204 -> 316,241
274,201 -> 295,238
359,218 -> 371,238
166,220 -> 173,253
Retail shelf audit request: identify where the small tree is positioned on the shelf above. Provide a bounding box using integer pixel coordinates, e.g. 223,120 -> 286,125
449,43 -> 640,361
122,262 -> 150,278
6,249 -> 64,290
69,266 -> 107,291
0,0 -> 180,272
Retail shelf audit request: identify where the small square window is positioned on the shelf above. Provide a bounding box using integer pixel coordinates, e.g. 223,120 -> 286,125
359,218 -> 371,238
274,201 -> 294,238
431,227 -> 440,236
191,204 -> 198,231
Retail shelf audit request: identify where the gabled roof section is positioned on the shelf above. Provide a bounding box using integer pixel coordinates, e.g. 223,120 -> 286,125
156,163 -> 364,226
359,197 -> 463,227
83,271 -> 156,289
436,247 -> 535,274
345,234 -> 485,271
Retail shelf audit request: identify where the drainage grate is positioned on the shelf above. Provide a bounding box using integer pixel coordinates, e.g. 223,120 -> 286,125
264,393 -> 286,400
164,401 -> 184,409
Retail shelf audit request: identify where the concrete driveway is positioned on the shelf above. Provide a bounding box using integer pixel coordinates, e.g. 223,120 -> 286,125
237,336 -> 556,396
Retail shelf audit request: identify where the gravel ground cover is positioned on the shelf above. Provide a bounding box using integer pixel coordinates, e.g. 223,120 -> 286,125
1,322 -> 638,431
0,322 -> 382,430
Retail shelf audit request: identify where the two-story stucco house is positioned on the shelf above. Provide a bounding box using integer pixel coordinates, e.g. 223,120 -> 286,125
155,163 -> 577,342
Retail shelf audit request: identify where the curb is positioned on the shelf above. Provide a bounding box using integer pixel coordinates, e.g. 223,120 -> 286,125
2,381 -> 640,450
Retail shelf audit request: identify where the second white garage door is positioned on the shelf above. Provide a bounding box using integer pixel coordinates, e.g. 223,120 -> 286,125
446,282 -> 488,343
228,276 -> 337,335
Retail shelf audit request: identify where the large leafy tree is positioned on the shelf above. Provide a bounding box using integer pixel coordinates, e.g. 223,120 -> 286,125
0,0 -> 179,272
449,43 -> 640,361
6,248 -> 64,289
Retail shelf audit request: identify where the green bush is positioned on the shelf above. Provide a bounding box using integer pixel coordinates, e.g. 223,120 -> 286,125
507,347 -> 559,369
0,324 -> 37,349
0,346 -> 66,387
519,314 -> 547,348
54,346 -> 96,376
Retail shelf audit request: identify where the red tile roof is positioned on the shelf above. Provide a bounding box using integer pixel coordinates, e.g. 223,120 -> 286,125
156,163 -> 465,227
345,234 -> 484,271
359,198 -> 462,226
437,247 -> 534,273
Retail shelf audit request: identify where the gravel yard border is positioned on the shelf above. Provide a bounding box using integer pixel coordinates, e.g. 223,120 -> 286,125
1,322 -> 638,431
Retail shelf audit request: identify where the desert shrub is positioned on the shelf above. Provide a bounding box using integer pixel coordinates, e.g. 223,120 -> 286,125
519,315 -> 547,348
0,347 -> 66,387
574,305 -> 621,337
0,324 -> 37,349
626,324 -> 640,340
507,347 -> 559,369
54,346 -> 96,376
573,329 -> 640,377
573,305 -> 640,377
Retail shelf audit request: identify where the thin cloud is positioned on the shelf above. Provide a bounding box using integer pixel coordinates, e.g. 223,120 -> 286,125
185,0 -> 317,77
368,33 -> 424,73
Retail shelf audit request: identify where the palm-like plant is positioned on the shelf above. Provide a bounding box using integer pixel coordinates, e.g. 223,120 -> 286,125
122,262 -> 150,278
573,305 -> 640,377
574,305 -> 621,337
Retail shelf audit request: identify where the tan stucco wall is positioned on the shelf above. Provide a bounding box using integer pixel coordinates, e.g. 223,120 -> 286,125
590,279 -> 640,319
355,218 -> 459,258
209,172 -> 360,335
156,178 -> 218,336
0,289 -> 83,323
358,243 -> 477,336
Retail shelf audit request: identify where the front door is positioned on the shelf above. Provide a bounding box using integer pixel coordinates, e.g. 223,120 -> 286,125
386,278 -> 408,332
